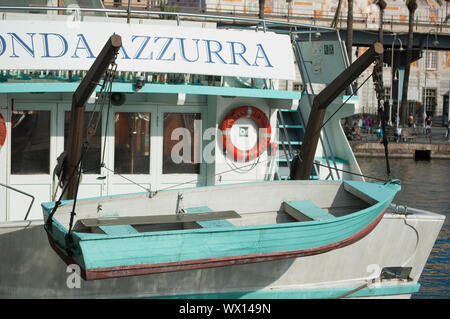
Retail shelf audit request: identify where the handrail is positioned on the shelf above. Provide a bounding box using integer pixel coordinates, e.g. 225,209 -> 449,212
2,4 -> 448,33
0,182 -> 35,221
0,5 -> 336,31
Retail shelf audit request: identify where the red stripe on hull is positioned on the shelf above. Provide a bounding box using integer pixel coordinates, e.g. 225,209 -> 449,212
77,209 -> 387,280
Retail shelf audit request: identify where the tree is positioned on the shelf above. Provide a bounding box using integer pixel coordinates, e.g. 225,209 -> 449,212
259,0 -> 265,20
331,0 -> 343,29
346,0 -> 353,65
399,0 -> 417,126
400,0 -> 443,125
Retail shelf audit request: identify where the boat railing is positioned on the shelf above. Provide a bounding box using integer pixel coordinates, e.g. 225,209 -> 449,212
0,5 -> 336,32
0,182 -> 35,221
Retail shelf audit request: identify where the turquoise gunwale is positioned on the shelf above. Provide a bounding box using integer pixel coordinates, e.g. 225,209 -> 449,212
42,180 -> 401,271
147,282 -> 420,299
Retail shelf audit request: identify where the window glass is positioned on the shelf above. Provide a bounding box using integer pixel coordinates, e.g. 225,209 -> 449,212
64,111 -> 102,174
163,113 -> 201,174
425,51 -> 437,70
11,110 -> 50,174
423,88 -> 437,115
114,112 -> 150,174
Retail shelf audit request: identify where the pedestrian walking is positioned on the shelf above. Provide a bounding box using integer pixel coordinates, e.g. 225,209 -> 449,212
425,114 -> 432,135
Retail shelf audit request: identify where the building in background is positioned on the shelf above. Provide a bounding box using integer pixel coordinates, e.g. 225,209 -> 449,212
4,1 -> 447,122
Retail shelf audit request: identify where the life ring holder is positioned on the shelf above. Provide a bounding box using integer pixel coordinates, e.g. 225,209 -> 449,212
0,113 -> 6,147
220,106 -> 271,162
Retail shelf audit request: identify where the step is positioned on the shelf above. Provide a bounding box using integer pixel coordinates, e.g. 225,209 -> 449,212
185,206 -> 236,228
80,210 -> 240,228
279,175 -> 319,180
99,225 -> 139,236
278,124 -> 304,129
283,200 -> 336,222
277,141 -> 303,145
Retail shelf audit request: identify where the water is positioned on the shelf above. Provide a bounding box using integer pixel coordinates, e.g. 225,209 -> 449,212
357,157 -> 449,299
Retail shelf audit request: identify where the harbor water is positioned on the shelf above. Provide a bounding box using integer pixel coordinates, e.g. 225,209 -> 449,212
357,157 -> 449,299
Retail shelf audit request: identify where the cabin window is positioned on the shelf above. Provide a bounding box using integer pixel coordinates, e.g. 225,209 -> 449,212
64,111 -> 102,174
114,112 -> 151,174
163,112 -> 201,174
11,110 -> 50,174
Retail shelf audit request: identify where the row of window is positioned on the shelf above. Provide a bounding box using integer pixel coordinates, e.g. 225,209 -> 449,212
10,110 -> 201,175
384,87 -> 437,115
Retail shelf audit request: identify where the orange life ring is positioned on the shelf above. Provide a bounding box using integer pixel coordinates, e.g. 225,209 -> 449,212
0,113 -> 6,147
221,106 -> 271,162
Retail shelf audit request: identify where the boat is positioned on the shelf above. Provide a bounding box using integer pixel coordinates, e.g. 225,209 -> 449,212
0,4 -> 445,299
43,180 -> 401,280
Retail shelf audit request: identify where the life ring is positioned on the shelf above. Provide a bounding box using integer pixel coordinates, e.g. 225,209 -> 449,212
221,106 -> 271,162
0,113 -> 6,147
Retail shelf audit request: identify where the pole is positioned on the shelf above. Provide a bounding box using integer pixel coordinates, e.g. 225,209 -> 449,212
64,34 -> 122,200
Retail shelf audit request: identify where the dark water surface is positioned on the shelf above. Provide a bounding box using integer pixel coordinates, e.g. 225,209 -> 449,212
357,157 -> 449,299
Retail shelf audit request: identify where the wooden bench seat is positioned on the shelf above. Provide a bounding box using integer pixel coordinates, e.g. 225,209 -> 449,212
186,206 -> 236,228
99,225 -> 139,236
283,200 -> 336,222
79,210 -> 240,228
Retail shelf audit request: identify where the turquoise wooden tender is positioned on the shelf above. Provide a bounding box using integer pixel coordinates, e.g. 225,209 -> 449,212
41,180 -> 401,280
186,206 -> 235,228
283,200 -> 336,222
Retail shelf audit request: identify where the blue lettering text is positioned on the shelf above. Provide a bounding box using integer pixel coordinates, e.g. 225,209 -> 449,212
8,32 -> 36,58
131,35 -> 152,60
40,33 -> 68,58
155,37 -> 175,61
71,34 -> 95,58
177,38 -> 200,63
204,39 -> 227,64
227,41 -> 251,66
252,44 -> 273,68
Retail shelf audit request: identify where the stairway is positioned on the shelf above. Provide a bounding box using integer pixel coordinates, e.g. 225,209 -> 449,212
276,109 -> 318,180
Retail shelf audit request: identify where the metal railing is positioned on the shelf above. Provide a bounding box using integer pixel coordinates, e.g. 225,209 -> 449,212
1,3 -> 449,34
0,5 -> 335,31
101,2 -> 450,33
0,182 -> 35,221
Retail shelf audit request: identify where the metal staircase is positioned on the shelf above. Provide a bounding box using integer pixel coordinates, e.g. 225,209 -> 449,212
276,108 -> 319,180
275,31 -> 351,181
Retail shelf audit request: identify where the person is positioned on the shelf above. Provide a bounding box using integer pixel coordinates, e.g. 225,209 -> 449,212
408,113 -> 414,128
364,116 -> 372,134
392,113 -> 397,127
357,116 -> 363,130
376,120 -> 383,141
352,122 -> 361,139
395,126 -> 402,143
425,114 -> 432,135
344,121 -> 352,140
447,121 -> 450,141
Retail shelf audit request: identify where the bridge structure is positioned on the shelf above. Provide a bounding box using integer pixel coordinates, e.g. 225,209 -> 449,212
100,0 -> 450,51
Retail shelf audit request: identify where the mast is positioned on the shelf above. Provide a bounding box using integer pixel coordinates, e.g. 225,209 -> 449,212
64,34 -> 122,199
290,42 -> 383,180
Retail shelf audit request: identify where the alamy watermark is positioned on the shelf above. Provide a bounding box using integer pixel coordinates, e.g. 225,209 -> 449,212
169,121 -> 277,164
